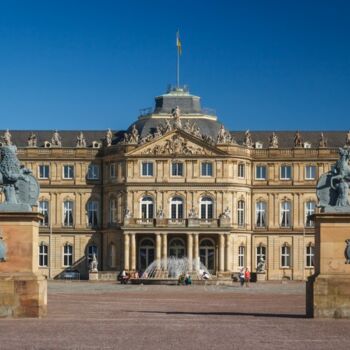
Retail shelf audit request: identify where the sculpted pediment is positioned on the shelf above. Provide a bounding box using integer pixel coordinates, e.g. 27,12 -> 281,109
126,130 -> 226,156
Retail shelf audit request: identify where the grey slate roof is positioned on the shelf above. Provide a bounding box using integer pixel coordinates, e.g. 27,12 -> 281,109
1,129 -> 347,149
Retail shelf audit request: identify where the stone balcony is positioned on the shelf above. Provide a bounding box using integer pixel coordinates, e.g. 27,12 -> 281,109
123,217 -> 233,229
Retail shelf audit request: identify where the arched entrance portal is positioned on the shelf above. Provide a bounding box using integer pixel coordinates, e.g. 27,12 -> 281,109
169,238 -> 186,258
200,239 -> 215,273
139,238 -> 155,271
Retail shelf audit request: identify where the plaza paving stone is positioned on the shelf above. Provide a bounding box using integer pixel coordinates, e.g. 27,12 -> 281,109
0,281 -> 349,349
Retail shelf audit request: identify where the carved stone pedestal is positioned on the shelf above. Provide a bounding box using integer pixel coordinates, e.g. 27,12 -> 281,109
89,272 -> 99,281
256,272 -> 266,282
306,213 -> 350,318
0,212 -> 47,318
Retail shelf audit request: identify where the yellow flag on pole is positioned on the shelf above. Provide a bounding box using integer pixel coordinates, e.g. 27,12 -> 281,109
176,31 -> 182,55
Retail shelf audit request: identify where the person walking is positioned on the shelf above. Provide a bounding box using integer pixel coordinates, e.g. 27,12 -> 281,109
239,268 -> 245,287
244,267 -> 251,287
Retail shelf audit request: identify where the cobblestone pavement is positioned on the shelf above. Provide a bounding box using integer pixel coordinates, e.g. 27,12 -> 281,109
0,281 -> 349,350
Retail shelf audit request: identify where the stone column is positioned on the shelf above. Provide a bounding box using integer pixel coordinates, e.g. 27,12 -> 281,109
187,234 -> 193,270
193,234 -> 199,270
124,234 -> 130,270
219,234 -> 225,272
130,233 -> 136,271
225,234 -> 232,272
162,234 -> 167,260
156,234 -> 161,269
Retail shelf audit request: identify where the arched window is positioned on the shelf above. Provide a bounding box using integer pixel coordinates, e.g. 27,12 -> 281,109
170,197 -> 183,219
87,200 -> 99,227
200,197 -> 213,220
63,201 -> 74,227
306,243 -> 315,268
238,245 -> 245,268
256,244 -> 266,267
199,239 -> 215,272
256,201 -> 266,228
281,243 -> 291,268
140,196 -> 154,220
169,238 -> 185,258
63,243 -> 73,267
39,243 -> 48,267
139,238 -> 155,271
39,200 -> 49,226
109,198 -> 116,224
237,200 -> 245,227
305,201 -> 316,227
280,201 -> 291,228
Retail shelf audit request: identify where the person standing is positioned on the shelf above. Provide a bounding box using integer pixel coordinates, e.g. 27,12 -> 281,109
239,268 -> 245,287
244,267 -> 251,287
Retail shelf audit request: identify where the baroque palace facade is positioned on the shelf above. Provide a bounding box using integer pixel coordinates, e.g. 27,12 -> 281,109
1,87 -> 349,280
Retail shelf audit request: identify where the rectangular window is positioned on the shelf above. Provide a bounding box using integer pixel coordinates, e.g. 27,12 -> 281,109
171,162 -> 183,176
280,165 -> 292,180
39,244 -> 48,267
63,201 -> 74,227
87,164 -> 100,180
63,165 -> 74,179
201,162 -> 213,176
255,165 -> 266,180
238,246 -> 245,268
305,201 -> 316,227
281,245 -> 291,268
63,244 -> 73,267
142,162 -> 154,176
38,165 -> 50,179
110,163 -> 116,178
256,202 -> 266,228
39,200 -> 49,226
238,163 -> 245,178
305,165 -> 316,180
237,201 -> 245,227
280,202 -> 291,228
306,246 -> 314,268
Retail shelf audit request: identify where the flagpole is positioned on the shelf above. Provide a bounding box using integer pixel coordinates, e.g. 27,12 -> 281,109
176,33 -> 180,88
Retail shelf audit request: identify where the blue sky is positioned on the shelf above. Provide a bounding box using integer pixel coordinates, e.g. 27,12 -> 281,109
0,0 -> 349,131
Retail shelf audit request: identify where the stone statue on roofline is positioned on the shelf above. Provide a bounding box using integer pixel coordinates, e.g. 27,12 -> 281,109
27,132 -> 37,147
269,132 -> 278,148
319,132 -> 327,148
51,130 -> 62,147
172,106 -> 182,129
317,147 -> 350,212
345,131 -> 350,147
76,132 -> 86,148
1,130 -> 12,146
244,130 -> 253,148
105,129 -> 113,147
294,131 -> 303,148
0,145 -> 40,212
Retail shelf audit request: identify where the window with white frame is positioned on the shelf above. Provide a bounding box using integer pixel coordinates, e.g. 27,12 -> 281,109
306,244 -> 315,268
63,200 -> 74,227
38,165 -> 50,179
281,244 -> 291,268
280,201 -> 291,227
256,245 -> 266,267
237,200 -> 245,227
87,200 -> 99,227
256,201 -> 266,228
170,197 -> 183,219
141,196 -> 154,219
238,245 -> 245,268
39,200 -> 49,226
255,165 -> 267,180
141,162 -> 154,176
305,201 -> 316,227
201,162 -> 213,176
87,164 -> 100,180
280,165 -> 292,180
39,243 -> 48,267
63,243 -> 73,267
63,165 -> 74,179
200,197 -> 213,220
171,162 -> 183,176
110,163 -> 116,178
305,165 -> 316,180
109,198 -> 116,224
238,163 -> 245,178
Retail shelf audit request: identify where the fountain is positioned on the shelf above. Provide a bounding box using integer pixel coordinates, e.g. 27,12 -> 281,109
130,257 -> 212,285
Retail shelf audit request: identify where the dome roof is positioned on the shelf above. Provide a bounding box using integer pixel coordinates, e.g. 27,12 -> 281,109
128,87 -> 223,140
